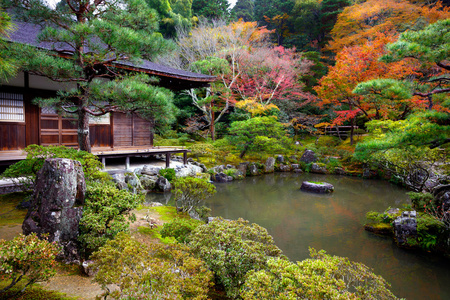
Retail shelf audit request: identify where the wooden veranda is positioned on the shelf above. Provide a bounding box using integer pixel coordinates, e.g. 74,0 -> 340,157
0,147 -> 190,169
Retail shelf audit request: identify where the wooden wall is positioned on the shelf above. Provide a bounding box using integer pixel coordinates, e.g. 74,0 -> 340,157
0,123 -> 25,150
113,112 -> 152,148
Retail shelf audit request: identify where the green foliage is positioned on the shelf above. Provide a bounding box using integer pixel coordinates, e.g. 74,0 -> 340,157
0,233 -> 59,296
241,249 -> 398,300
173,177 -> 216,214
192,0 -> 230,19
231,0 -> 254,21
159,168 -> 177,182
416,214 -> 445,250
353,112 -> 449,191
188,218 -> 284,299
6,0 -> 176,151
0,281 -> 77,300
0,9 -> 18,81
1,145 -> 106,190
408,192 -> 435,212
78,182 -> 143,258
92,232 -> 213,300
227,116 -> 290,159
366,208 -> 399,224
160,217 -> 203,244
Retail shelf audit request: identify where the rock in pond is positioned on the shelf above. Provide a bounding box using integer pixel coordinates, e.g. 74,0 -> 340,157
300,181 -> 334,194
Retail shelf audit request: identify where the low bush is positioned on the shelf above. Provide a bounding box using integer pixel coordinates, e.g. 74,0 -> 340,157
173,177 -> 216,214
188,218 -> 284,299
160,218 -> 203,244
78,182 -> 143,258
159,168 -> 176,182
92,233 -> 213,300
241,249 -> 398,300
0,233 -> 59,296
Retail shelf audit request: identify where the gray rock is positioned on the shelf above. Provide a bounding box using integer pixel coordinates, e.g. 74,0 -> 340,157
291,164 -> 299,170
141,165 -> 160,176
22,158 -> 85,263
279,164 -> 291,172
363,168 -> 375,179
265,157 -> 275,173
248,163 -> 259,176
310,163 -> 327,174
82,260 -> 97,277
300,181 -> 334,194
276,155 -> 284,163
214,172 -> 233,183
238,162 -> 249,175
140,175 -> 158,190
300,149 -> 316,164
155,176 -> 171,192
393,211 -> 417,247
175,164 -> 204,178
125,173 -> 143,194
294,169 -> 303,174
334,167 -> 347,175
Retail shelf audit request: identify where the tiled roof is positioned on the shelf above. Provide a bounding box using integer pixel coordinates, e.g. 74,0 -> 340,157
7,20 -> 215,82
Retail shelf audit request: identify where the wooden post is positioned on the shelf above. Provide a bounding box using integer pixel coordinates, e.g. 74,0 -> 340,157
166,153 -> 170,168
101,157 -> 106,168
183,151 -> 187,165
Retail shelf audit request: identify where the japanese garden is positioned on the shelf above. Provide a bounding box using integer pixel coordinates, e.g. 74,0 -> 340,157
0,0 -> 449,299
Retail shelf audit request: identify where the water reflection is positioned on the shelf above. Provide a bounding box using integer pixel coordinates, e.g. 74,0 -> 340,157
147,173 -> 450,300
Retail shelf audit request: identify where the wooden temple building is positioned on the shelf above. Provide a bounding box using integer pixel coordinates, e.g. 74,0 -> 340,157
0,20 -> 215,168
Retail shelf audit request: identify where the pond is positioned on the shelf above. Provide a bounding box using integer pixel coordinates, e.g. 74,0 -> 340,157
148,172 -> 450,300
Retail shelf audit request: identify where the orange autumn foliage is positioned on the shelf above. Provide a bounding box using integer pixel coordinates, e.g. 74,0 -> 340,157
327,0 -> 450,53
315,33 -> 420,124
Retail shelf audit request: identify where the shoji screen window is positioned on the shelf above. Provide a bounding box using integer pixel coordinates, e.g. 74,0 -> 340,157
0,92 -> 24,122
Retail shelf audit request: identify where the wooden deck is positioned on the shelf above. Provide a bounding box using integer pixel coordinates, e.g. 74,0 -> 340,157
0,147 -> 190,169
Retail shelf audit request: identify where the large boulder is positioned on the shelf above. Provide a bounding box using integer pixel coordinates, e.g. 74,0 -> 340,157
175,164 -> 204,178
22,158 -> 86,263
300,149 -> 316,164
125,172 -> 143,194
264,157 -> 275,173
310,163 -> 327,174
141,165 -> 161,176
278,164 -> 291,172
393,211 -> 417,247
140,175 -> 158,190
248,163 -> 260,176
300,181 -> 334,194
155,175 -> 171,192
237,162 -> 249,175
214,172 -> 233,183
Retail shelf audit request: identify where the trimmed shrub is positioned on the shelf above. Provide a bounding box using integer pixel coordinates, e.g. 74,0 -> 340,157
160,218 -> 203,244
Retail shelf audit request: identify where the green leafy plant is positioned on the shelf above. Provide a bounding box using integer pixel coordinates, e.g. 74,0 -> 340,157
173,177 -> 216,214
159,168 -> 177,182
188,218 -> 284,299
78,182 -> 143,258
92,232 -> 213,300
0,233 -> 59,296
408,192 -> 435,212
241,249 -> 398,300
416,214 -> 445,250
160,218 -> 203,244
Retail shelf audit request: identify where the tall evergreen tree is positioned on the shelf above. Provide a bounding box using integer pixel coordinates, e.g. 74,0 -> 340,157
231,0 -> 254,21
6,0 -> 177,152
192,0 -> 230,20
319,0 -> 350,48
0,9 -> 17,80
254,0 -> 294,26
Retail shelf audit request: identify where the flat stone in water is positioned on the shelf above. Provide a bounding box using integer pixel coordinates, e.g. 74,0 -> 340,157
300,181 -> 334,193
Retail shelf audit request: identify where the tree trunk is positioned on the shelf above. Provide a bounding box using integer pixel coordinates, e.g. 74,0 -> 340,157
350,117 -> 355,146
78,106 -> 91,152
210,109 -> 215,141
239,143 -> 250,159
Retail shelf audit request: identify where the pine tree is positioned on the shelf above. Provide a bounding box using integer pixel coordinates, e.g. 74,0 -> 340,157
231,0 -> 254,22
6,0 -> 177,152
192,0 -> 230,20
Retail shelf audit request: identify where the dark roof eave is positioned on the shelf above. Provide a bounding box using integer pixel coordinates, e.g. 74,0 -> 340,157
111,62 -> 217,83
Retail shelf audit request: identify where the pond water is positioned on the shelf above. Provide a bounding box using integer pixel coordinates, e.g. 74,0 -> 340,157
148,173 -> 450,300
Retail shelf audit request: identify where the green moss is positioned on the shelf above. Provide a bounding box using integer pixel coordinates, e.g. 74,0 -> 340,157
143,205 -> 190,222
0,192 -> 29,226
364,222 -> 393,235
0,281 -> 77,300
137,226 -> 176,244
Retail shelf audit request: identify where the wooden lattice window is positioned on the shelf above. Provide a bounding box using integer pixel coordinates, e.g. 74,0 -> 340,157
0,92 -> 24,122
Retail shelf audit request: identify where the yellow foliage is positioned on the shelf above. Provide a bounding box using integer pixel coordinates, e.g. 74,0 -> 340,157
235,99 -> 279,117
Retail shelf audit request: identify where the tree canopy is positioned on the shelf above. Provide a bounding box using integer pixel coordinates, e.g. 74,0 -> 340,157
6,0 -> 177,152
